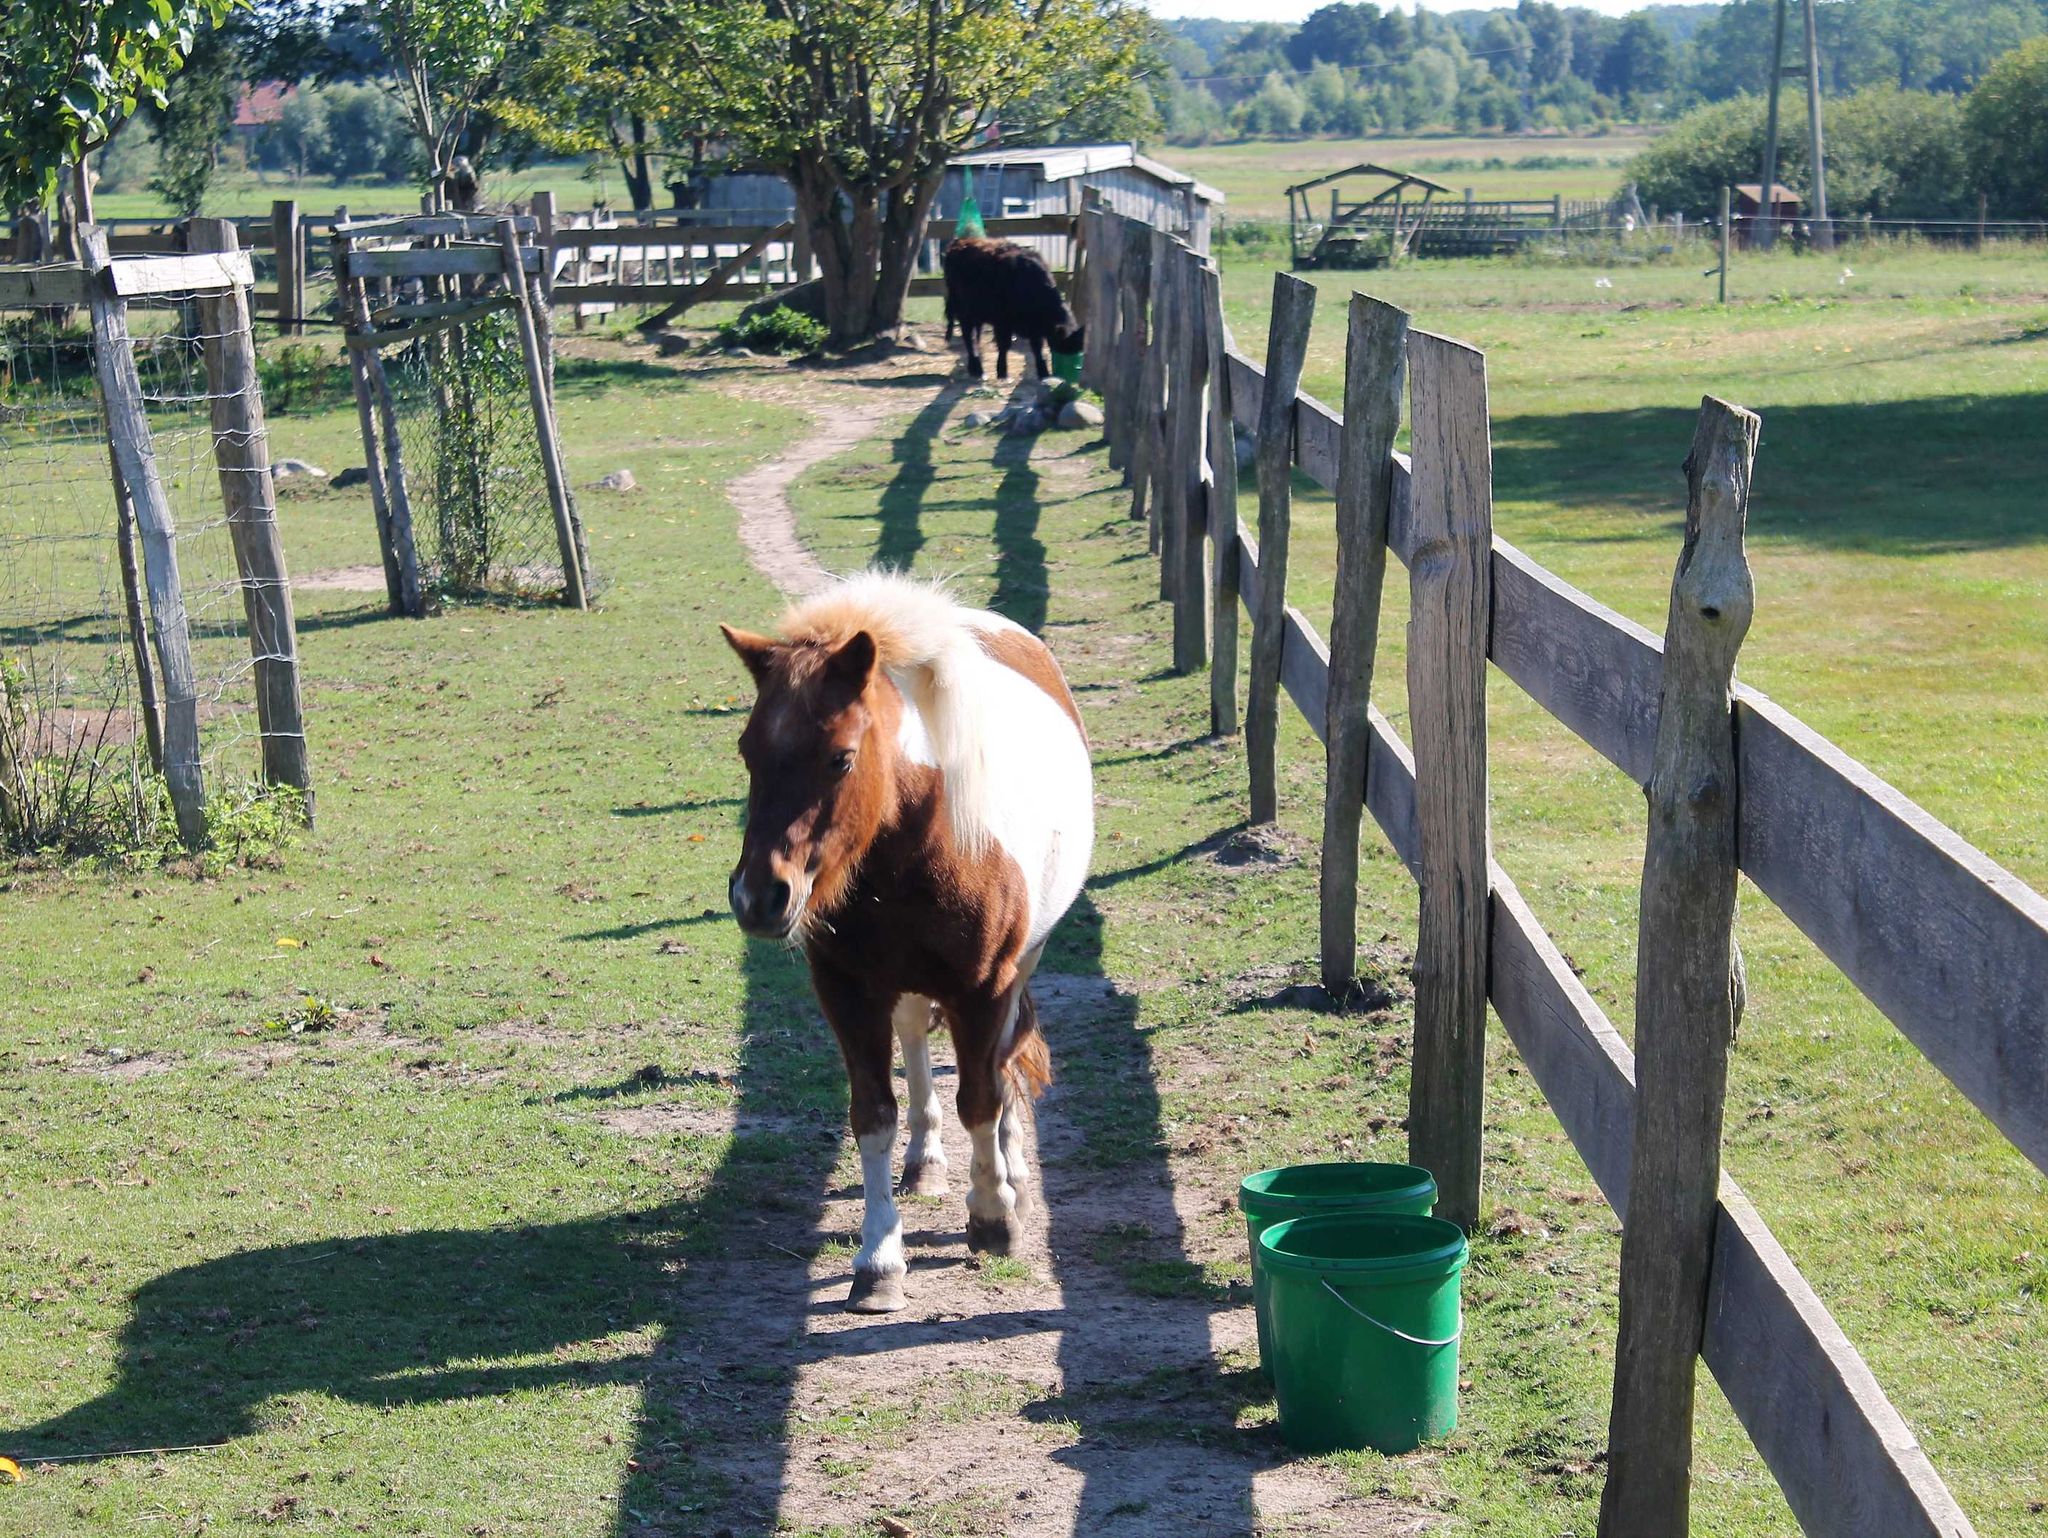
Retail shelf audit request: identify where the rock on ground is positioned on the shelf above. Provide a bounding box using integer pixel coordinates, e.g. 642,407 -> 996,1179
591,468 -> 638,492
1058,399 -> 1104,431
274,458 -> 327,479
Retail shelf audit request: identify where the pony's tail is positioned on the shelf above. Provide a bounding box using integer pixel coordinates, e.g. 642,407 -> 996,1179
1002,989 -> 1053,1101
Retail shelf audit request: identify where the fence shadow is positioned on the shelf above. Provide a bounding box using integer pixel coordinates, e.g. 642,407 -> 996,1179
1493,393 -> 2048,553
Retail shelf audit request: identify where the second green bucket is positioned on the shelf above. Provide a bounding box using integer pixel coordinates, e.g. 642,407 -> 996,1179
1259,1212 -> 1469,1454
1240,1162 -> 1436,1373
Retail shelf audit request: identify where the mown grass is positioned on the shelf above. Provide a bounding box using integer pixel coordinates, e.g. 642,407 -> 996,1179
1173,131 -> 1657,223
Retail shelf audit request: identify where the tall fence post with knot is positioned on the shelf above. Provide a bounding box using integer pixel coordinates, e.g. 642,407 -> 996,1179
1599,397 -> 1760,1537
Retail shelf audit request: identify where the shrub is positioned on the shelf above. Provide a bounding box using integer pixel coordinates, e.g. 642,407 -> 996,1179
257,344 -> 349,416
717,306 -> 829,355
1964,38 -> 2048,219
1626,87 -> 1972,221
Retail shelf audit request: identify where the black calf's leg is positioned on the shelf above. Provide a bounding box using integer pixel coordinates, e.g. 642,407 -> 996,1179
1031,336 -> 1052,379
995,329 -> 1011,381
961,322 -> 983,380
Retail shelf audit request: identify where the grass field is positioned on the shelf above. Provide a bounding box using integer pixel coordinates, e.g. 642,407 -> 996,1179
90,160 -> 632,223
1169,131 -> 1656,223
0,216 -> 2043,1536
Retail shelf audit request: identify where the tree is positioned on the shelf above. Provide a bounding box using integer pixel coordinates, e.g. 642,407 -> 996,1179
146,28 -> 239,215
1236,71 -> 1306,137
1287,4 -> 1381,72
1600,13 -> 1676,105
659,0 -> 1149,348
1518,0 -> 1573,88
0,0 -> 236,209
1964,36 -> 2048,218
364,0 -> 545,203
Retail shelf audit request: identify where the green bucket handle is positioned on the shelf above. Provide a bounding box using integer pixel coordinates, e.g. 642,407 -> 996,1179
1319,1278 -> 1463,1348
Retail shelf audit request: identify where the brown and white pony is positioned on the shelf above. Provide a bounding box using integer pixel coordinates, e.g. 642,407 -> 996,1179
721,573 -> 1094,1313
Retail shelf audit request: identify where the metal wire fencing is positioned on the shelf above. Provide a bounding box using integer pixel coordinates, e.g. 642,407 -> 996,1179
0,280 -> 297,859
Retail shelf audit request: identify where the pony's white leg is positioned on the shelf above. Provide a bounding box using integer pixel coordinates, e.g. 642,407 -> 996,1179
965,1117 -> 1016,1254
895,995 -> 949,1196
849,1119 -> 907,1314
999,1089 -> 1033,1217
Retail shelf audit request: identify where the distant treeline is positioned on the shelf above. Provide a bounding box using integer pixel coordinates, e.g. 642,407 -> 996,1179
1149,0 -> 2048,140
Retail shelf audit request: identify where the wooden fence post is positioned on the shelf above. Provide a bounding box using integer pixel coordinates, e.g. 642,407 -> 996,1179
1148,244 -> 1184,592
1170,247 -> 1210,673
1599,398 -> 1761,1537
1246,273 -> 1317,825
79,228 -> 208,847
334,227 -> 425,618
1132,227 -> 1170,538
1080,206 -> 1118,397
1319,295 -> 1408,997
1109,219 -> 1151,478
271,199 -> 302,335
496,218 -> 587,610
1405,329 -> 1494,1231
188,220 -> 313,809
1200,260 -> 1241,736
532,190 -> 558,305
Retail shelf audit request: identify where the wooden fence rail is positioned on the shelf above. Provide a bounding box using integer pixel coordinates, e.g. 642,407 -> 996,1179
1078,201 -> 2032,1537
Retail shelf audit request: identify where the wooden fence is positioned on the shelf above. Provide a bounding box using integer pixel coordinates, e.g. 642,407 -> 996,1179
1076,194 -> 2043,1536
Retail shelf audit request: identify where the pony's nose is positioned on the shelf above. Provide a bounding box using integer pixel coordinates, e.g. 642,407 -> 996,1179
730,871 -> 793,934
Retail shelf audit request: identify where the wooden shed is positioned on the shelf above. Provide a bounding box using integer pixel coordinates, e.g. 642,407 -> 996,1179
1733,183 -> 1802,246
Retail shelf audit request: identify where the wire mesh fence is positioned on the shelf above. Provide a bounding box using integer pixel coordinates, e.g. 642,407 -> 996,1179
383,307 -> 569,602
0,284 -> 288,858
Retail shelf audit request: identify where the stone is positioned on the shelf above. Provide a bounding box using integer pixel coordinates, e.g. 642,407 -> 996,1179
722,346 -> 755,359
962,410 -> 994,429
1003,408 -> 1045,437
274,458 -> 327,479
653,331 -> 693,357
331,467 -> 370,491
1057,399 -> 1104,431
592,468 -> 638,492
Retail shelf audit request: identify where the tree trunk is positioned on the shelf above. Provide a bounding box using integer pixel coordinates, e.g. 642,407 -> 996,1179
791,156 -> 945,347
625,115 -> 654,212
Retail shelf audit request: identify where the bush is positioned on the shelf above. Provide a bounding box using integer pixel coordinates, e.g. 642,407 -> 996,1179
257,344 -> 350,416
1965,38 -> 2048,219
1626,87 -> 1972,220
717,306 -> 828,355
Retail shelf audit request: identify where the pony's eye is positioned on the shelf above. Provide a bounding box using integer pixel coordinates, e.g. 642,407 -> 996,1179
830,750 -> 855,776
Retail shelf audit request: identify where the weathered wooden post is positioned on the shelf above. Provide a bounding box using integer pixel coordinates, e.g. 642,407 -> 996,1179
1081,205 -> 1119,396
1245,273 -> 1316,825
333,222 -> 425,618
1199,259 -> 1241,737
1131,226 -> 1170,539
1148,244 -> 1185,595
496,218 -> 588,610
1719,186 -> 1732,305
1598,397 -> 1761,1538
271,199 -> 303,335
1170,246 -> 1211,673
79,229 -> 208,847
1319,295 -> 1408,997
1109,218 -> 1151,477
188,220 -> 313,810
1405,329 -> 1494,1232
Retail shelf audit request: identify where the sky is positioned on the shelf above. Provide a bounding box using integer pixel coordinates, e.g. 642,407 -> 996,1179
1141,0 -> 1696,17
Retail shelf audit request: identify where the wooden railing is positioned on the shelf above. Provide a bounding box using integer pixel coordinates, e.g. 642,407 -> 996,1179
1077,193 -> 2039,1537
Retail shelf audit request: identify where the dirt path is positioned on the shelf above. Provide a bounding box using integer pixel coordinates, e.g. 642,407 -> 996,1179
675,354 -> 1431,1537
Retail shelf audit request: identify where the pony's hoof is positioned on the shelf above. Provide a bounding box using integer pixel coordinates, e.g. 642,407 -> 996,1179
899,1160 -> 950,1198
966,1214 -> 1014,1255
847,1270 -> 907,1314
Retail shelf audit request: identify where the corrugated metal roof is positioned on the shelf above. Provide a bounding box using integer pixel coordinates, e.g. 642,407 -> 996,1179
951,143 -> 1223,205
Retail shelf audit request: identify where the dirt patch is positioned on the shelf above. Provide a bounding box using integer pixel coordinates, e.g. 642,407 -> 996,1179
294,565 -> 388,593
596,1101 -> 828,1141
67,1046 -> 178,1079
1227,955 -> 1409,1015
661,970 -> 1431,1537
1195,824 -> 1309,871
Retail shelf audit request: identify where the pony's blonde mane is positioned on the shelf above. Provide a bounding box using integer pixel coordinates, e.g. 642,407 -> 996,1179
780,572 -> 994,854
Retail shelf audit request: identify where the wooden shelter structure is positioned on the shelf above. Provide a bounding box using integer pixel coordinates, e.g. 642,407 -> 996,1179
1733,182 -> 1802,246
1286,163 -> 1453,268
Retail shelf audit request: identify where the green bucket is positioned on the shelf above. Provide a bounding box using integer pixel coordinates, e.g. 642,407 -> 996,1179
1050,348 -> 1083,384
1258,1212 -> 1468,1454
1239,1162 -> 1436,1375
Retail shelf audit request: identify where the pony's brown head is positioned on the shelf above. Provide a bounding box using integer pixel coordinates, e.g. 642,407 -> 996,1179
720,623 -> 899,940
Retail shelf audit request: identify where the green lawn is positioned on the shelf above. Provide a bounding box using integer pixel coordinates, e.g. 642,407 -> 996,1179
91,160 -> 625,224
1171,131 -> 1657,224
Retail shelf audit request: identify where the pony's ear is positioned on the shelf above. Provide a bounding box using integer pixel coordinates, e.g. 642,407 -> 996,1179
720,624 -> 777,686
822,630 -> 877,698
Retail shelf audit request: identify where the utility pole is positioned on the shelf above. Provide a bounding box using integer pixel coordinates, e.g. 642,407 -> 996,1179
1757,0 -> 1790,250
1801,0 -> 1832,251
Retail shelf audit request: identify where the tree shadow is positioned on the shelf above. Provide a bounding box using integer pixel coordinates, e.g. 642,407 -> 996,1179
2,940 -> 848,1538
1493,394 -> 2048,554
990,430 -> 1048,633
873,383 -> 967,572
